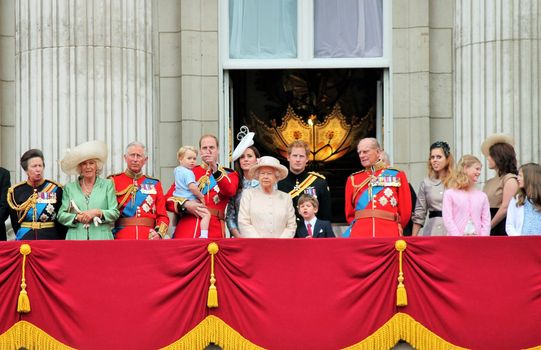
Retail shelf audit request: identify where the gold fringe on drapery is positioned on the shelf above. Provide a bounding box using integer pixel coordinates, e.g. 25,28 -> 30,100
207,242 -> 219,308
343,312 -> 467,350
161,315 -> 264,350
18,243 -> 32,313
395,239 -> 408,307
0,321 -> 75,350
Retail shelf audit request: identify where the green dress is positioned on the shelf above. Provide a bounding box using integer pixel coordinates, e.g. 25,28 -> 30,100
57,177 -> 120,240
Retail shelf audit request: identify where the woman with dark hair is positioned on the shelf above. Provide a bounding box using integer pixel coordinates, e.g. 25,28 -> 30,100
506,163 -> 541,235
7,149 -> 65,240
226,131 -> 261,238
412,141 -> 455,236
481,135 -> 519,235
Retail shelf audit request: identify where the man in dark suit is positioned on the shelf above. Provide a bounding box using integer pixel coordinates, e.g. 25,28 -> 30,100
0,167 -> 11,241
295,194 -> 335,238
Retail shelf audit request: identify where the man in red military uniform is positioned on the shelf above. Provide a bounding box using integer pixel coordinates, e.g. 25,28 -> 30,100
109,141 -> 169,240
166,134 -> 238,238
344,138 -> 411,237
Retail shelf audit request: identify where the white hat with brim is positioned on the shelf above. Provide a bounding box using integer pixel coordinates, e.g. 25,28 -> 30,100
480,134 -> 514,157
60,140 -> 109,175
232,132 -> 255,162
248,156 -> 288,181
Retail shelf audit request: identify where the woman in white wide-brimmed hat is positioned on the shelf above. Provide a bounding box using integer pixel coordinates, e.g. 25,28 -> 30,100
480,134 -> 519,235
57,140 -> 119,240
238,156 -> 296,238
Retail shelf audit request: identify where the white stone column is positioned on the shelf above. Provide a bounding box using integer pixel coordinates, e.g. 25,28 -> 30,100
16,0 -> 154,182
455,0 -> 540,168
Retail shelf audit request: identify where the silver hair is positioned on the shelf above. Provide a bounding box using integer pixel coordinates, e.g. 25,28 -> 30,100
254,168 -> 280,179
125,141 -> 147,156
359,137 -> 381,150
380,151 -> 391,166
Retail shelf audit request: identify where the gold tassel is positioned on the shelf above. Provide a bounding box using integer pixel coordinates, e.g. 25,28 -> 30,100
207,242 -> 219,308
395,239 -> 408,307
18,244 -> 32,313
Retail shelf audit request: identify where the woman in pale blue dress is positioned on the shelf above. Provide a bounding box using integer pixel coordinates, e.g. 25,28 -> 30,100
506,163 -> 541,236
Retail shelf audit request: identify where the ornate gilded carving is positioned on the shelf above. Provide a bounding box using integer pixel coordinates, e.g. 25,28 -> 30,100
249,103 -> 374,163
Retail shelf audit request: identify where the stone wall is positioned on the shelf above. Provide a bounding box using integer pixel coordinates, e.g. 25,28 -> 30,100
392,0 -> 455,188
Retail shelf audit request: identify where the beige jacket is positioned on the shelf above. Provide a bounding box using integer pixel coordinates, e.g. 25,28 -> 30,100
238,188 -> 296,238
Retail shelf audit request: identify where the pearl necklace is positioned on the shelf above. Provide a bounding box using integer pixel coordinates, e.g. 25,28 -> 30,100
81,178 -> 95,196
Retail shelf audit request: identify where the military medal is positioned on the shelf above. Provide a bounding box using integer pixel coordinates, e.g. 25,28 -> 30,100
141,183 -> 156,194
213,194 -> 220,204
305,186 -> 317,197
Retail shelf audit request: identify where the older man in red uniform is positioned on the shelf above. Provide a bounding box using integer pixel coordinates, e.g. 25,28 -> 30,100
344,137 -> 411,237
166,134 -> 238,238
109,142 -> 169,240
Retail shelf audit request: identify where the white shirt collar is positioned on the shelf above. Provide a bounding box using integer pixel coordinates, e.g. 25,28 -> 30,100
305,217 -> 317,229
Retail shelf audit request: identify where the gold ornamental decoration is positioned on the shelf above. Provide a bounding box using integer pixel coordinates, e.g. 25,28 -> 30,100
249,103 -> 374,163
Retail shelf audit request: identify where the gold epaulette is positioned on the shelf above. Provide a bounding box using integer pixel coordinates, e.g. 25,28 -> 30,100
9,181 -> 27,191
386,166 -> 403,172
308,171 -> 326,180
107,172 -> 123,179
349,170 -> 366,177
221,166 -> 235,173
7,181 -> 26,210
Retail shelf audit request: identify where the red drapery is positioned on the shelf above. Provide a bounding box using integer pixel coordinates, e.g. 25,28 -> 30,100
0,237 -> 540,349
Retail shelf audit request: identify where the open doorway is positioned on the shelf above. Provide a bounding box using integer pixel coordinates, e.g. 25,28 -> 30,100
229,68 -> 383,223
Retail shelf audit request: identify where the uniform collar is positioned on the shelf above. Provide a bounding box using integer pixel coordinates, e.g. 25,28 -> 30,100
27,178 -> 45,188
124,168 -> 144,180
290,170 -> 308,180
370,160 -> 387,173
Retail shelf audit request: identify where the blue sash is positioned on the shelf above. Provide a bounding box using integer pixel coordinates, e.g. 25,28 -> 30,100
16,182 -> 59,240
343,169 -> 399,238
200,174 -> 217,196
121,178 -> 158,218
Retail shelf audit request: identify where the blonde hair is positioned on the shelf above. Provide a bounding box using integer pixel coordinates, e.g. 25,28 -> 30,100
444,155 -> 481,190
516,163 -> 541,209
177,145 -> 198,160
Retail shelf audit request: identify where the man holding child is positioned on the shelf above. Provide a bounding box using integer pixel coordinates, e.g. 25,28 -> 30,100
166,134 -> 239,238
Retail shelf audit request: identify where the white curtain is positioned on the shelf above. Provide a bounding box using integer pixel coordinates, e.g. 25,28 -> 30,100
229,0 -> 297,58
314,0 -> 383,58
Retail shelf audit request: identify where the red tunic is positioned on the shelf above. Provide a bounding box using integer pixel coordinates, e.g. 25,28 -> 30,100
165,164 -> 238,238
344,162 -> 411,237
109,171 -> 169,240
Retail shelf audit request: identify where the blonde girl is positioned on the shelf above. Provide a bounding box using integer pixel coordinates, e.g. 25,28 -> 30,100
442,155 -> 491,236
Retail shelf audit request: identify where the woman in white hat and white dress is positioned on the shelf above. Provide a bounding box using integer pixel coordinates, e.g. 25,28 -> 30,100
57,140 -> 120,240
238,156 -> 296,238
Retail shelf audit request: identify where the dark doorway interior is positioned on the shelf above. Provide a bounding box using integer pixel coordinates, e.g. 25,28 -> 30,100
229,68 -> 381,223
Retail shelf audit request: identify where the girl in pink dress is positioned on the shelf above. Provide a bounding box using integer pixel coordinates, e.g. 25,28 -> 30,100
442,155 -> 491,236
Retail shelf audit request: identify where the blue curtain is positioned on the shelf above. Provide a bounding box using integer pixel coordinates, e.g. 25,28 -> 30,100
229,0 -> 297,59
